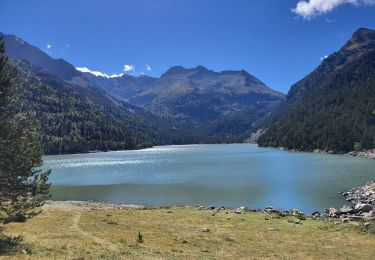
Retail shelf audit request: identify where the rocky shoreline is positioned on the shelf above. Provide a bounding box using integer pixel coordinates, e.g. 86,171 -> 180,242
47,182 -> 375,224
270,145 -> 375,159
347,149 -> 375,159
335,182 -> 375,219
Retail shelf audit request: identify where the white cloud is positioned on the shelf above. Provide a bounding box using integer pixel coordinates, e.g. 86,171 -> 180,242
66,43 -> 70,48
146,64 -> 152,71
123,64 -> 135,72
292,0 -> 375,19
325,18 -> 336,23
76,67 -> 124,78
320,55 -> 329,61
46,44 -> 52,49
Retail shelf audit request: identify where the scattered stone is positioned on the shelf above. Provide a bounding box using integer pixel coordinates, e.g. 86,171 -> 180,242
348,221 -> 360,226
265,227 -> 278,231
234,207 -> 247,214
348,215 -> 363,221
290,209 -> 303,216
288,218 -> 301,224
364,222 -> 371,229
234,209 -> 243,214
201,248 -> 208,253
199,227 -> 211,233
223,236 -> 235,242
182,240 -> 188,244
264,206 -> 281,215
311,211 -> 321,217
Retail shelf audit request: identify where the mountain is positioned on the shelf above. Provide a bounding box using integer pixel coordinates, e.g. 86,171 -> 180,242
258,28 -> 375,152
1,35 -> 193,154
2,34 -> 81,81
10,59 -> 195,154
2,32 -> 284,143
81,65 -> 284,142
83,65 -> 284,121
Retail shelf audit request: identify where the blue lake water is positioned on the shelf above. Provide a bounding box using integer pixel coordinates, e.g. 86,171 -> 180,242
44,144 -> 375,213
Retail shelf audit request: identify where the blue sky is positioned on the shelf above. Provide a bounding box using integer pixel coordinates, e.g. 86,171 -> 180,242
1,0 -> 375,93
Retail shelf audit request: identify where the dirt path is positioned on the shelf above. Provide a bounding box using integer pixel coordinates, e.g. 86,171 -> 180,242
71,211 -> 119,252
46,203 -> 120,253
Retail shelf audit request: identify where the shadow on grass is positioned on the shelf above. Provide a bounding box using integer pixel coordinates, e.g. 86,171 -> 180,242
0,234 -> 23,256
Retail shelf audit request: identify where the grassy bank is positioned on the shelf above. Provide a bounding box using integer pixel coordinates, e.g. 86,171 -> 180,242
1,202 -> 375,259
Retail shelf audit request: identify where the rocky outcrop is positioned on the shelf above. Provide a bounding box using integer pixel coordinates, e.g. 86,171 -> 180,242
347,149 -> 375,159
341,182 -> 375,206
325,182 -> 375,220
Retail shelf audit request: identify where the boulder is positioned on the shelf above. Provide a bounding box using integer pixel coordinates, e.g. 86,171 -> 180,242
264,207 -> 281,214
290,209 -> 302,215
354,203 -> 373,212
325,208 -> 338,217
339,205 -> 354,214
362,211 -> 375,219
234,206 -> 249,214
234,209 -> 243,214
311,211 -> 321,217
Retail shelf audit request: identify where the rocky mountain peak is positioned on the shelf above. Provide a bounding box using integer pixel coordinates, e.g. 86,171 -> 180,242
343,27 -> 375,52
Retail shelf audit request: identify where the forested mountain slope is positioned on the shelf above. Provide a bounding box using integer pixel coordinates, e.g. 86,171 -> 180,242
3,33 -> 285,143
9,59 -> 193,154
258,28 -> 375,152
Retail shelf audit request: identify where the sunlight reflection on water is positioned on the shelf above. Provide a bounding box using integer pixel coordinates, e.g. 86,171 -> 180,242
44,144 -> 375,213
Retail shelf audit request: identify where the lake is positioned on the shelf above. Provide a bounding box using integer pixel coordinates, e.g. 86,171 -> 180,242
44,144 -> 375,213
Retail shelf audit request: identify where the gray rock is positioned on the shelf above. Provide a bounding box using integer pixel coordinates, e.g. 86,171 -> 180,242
325,208 -> 338,217
264,207 -> 281,214
339,205 -> 354,214
290,209 -> 302,215
354,203 -> 373,212
199,227 -> 211,232
364,222 -> 371,229
311,211 -> 321,217
234,207 -> 246,214
223,236 -> 235,242
362,211 -> 375,219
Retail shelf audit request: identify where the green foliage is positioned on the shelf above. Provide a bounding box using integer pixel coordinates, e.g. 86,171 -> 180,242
354,142 -> 364,152
0,38 -> 50,224
259,50 -> 375,152
10,60 -> 195,155
137,232 -> 144,243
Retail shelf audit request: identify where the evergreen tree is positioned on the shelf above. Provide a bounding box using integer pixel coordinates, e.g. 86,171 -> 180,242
0,37 -> 50,224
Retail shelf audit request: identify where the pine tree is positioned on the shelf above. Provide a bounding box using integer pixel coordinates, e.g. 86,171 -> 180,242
0,37 -> 50,224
